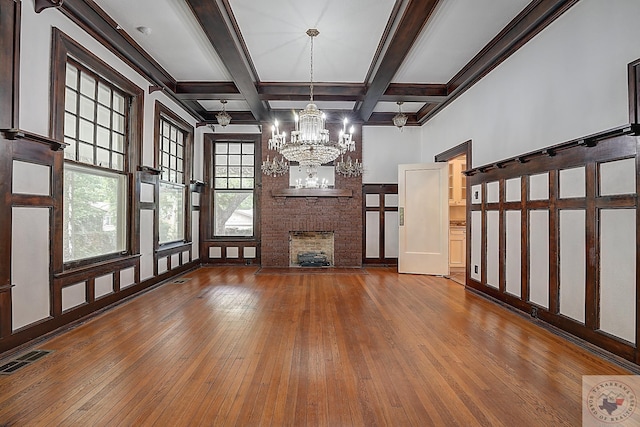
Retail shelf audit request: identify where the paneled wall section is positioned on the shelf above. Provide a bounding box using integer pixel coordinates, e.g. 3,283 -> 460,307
466,128 -> 639,364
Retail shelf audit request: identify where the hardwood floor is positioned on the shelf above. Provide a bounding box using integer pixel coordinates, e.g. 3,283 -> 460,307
0,266 -> 631,426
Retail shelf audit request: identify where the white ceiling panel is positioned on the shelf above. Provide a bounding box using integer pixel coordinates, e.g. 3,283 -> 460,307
393,0 -> 531,84
93,0 -> 231,81
228,0 -> 396,83
373,101 -> 424,114
198,100 -> 251,112
268,100 -> 356,112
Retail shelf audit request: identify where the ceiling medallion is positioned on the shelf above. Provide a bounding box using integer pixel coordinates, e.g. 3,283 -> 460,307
393,101 -> 408,131
263,29 -> 363,178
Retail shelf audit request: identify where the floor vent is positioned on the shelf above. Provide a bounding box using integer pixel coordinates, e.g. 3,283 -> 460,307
172,278 -> 191,284
0,350 -> 52,375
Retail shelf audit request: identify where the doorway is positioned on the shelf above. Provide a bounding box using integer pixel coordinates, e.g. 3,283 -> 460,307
447,154 -> 466,285
435,141 -> 471,286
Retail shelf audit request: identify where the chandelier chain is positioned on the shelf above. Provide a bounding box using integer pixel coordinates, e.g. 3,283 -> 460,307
309,30 -> 315,102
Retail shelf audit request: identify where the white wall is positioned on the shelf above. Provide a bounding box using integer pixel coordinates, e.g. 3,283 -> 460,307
420,0 -> 640,167
362,126 -> 422,183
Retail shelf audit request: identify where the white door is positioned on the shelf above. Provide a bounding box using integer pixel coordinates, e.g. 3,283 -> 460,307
398,163 -> 449,275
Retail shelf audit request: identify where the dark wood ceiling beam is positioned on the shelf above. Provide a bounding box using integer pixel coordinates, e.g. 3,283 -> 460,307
175,81 -> 242,100
419,0 -> 579,123
357,0 -> 441,121
384,83 -> 447,98
257,83 -> 366,102
198,111 -> 258,125
184,0 -> 267,122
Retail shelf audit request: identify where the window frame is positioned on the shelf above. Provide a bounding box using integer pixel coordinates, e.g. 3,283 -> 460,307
153,101 -> 193,248
209,137 -> 259,240
51,28 -> 143,271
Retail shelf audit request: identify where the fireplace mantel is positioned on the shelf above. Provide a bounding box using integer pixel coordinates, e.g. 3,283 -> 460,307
271,188 -> 352,198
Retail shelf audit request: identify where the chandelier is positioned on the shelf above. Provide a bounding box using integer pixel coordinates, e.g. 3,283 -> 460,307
216,100 -> 231,127
264,29 -> 362,177
260,154 -> 288,177
393,101 -> 408,131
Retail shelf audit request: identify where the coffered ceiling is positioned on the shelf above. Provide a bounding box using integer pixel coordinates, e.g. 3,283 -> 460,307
63,0 -> 578,126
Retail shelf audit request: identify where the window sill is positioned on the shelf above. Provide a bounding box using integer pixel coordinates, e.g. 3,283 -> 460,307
157,241 -> 191,256
55,254 -> 140,279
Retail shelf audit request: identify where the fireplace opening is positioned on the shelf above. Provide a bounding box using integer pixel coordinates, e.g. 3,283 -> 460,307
289,231 -> 334,267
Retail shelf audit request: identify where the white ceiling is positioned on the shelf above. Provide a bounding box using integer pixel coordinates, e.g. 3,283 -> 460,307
92,0 -> 533,115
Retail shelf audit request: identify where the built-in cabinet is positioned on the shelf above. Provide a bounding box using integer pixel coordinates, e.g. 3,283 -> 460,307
449,226 -> 466,268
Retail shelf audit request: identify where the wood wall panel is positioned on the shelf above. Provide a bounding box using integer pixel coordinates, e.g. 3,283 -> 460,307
466,127 -> 639,364
362,184 -> 398,265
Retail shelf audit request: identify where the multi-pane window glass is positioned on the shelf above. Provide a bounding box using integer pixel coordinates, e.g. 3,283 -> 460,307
159,118 -> 186,244
214,142 -> 255,237
64,60 -> 127,171
159,119 -> 185,184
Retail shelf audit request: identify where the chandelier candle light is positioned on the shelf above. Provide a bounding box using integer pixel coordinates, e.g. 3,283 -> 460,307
263,29 -> 363,179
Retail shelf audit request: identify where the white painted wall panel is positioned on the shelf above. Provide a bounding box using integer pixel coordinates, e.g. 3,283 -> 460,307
385,194 -> 398,207
505,178 -> 521,202
559,167 -> 585,199
600,158 -> 635,196
559,210 -> 586,323
158,257 -> 168,274
120,267 -> 136,289
140,209 -> 154,280
192,211 -> 200,260
365,194 -> 379,207
171,253 -> 180,268
182,250 -> 190,263
12,207 -> 50,331
470,211 -> 482,281
600,209 -> 636,343
12,161 -> 50,196
486,181 -> 499,203
95,274 -> 113,299
226,247 -> 239,258
192,192 -> 200,207
486,211 -> 499,289
62,282 -> 86,312
140,183 -> 154,203
385,211 -> 399,258
529,210 -> 549,308
209,247 -> 222,258
243,247 -> 256,258
505,211 -> 521,298
529,173 -> 549,201
365,211 -> 380,258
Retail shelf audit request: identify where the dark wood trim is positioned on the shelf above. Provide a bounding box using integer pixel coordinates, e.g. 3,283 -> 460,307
629,58 -> 640,125
184,0 -> 268,122
35,0 -> 64,13
358,0 -> 441,121
2,129 -> 67,151
419,0 -> 580,123
0,0 -> 20,130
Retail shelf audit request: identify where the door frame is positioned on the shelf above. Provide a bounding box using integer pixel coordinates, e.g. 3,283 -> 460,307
435,140 -> 472,285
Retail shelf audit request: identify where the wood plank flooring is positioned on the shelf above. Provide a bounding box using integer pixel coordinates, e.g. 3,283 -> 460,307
0,266 -> 632,426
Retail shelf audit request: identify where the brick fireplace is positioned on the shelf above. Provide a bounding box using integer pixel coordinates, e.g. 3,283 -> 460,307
260,123 -> 363,267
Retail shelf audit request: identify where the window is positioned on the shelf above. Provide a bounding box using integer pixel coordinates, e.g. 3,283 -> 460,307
213,141 -> 255,237
62,60 -> 130,263
51,29 -> 143,267
157,114 -> 188,244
